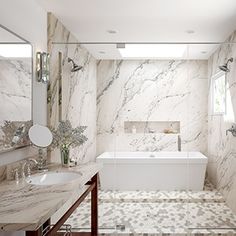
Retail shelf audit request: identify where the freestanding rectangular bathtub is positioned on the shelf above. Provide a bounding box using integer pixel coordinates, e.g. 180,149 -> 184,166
97,152 -> 208,191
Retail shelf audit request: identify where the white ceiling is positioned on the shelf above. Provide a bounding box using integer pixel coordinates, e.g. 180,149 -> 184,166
0,27 -> 25,43
36,0 -> 236,59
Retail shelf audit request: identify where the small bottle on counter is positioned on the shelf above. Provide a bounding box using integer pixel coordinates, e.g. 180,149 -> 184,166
132,125 -> 137,134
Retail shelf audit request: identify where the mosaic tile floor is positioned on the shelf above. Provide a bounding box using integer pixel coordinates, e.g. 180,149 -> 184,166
66,181 -> 236,235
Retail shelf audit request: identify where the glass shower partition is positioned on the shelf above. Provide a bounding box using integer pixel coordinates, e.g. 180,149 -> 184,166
56,41 -> 236,235
186,42 -> 236,235
100,42 -> 236,235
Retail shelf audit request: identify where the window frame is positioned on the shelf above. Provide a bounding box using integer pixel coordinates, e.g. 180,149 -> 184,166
211,71 -> 227,115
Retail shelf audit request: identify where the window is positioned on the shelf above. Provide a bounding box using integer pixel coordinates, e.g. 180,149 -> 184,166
212,72 -> 226,115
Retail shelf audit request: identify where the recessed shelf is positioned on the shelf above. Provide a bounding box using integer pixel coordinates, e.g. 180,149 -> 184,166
124,121 -> 180,134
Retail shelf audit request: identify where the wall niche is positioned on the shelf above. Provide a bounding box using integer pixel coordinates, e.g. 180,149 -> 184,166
124,121 -> 180,134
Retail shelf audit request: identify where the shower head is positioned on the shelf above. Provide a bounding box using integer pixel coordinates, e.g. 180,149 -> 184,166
68,58 -> 83,72
219,57 -> 234,72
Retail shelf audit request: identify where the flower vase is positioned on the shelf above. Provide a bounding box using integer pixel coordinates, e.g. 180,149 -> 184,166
60,146 -> 70,167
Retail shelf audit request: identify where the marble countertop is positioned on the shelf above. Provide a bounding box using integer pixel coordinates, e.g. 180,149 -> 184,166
0,162 -> 102,232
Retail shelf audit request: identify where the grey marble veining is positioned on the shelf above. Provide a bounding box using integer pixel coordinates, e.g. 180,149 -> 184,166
207,30 -> 236,213
0,162 -> 102,231
0,58 -> 31,152
0,165 -> 6,181
47,13 -> 96,164
97,60 -> 208,155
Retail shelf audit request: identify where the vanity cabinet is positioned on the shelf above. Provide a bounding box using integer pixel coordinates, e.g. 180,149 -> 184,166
0,163 -> 102,236
25,173 -> 98,236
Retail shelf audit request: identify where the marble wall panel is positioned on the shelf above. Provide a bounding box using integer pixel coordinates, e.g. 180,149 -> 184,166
47,13 -> 96,163
97,60 -> 208,155
208,31 -> 236,212
0,58 -> 31,151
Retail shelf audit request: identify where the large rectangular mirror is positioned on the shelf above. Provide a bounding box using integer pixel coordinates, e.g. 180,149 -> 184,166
0,25 -> 32,153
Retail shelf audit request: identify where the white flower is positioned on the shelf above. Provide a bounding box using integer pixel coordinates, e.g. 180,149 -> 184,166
50,120 -> 88,149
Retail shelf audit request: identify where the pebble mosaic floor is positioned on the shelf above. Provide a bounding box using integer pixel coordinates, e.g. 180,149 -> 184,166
66,181 -> 236,235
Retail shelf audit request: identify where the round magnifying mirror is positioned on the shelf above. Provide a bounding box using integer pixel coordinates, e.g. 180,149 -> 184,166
28,124 -> 53,148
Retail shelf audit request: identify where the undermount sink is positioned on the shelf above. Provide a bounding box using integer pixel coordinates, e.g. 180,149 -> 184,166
26,171 -> 82,186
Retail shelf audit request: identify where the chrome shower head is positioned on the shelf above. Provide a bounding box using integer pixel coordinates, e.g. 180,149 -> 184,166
219,65 -> 230,72
219,57 -> 233,72
68,58 -> 83,72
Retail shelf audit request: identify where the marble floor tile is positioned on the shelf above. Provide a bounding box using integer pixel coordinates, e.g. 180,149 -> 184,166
66,183 -> 236,235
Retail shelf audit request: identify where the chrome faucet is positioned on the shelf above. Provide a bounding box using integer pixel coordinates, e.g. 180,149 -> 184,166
226,124 -> 236,137
22,158 -> 39,179
178,135 -> 181,152
12,168 -> 20,184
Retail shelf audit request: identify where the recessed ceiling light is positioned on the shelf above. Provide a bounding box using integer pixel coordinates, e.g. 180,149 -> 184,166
99,51 -> 105,54
107,29 -> 117,34
186,30 -> 195,34
118,44 -> 186,58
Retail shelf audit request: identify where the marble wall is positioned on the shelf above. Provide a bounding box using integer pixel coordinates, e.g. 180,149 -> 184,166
0,58 -> 32,152
0,3 -> 47,201
47,13 -> 96,163
208,31 -> 236,212
97,60 -> 208,155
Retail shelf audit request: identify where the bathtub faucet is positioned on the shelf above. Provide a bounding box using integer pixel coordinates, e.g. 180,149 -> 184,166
226,124 -> 236,137
178,135 -> 181,152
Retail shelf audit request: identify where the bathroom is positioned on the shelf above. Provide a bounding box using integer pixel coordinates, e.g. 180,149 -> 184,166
1,0 -> 236,235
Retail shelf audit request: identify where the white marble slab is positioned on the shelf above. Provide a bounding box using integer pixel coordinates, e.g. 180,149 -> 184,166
0,162 -> 102,231
0,59 -> 31,122
0,58 -> 31,151
47,13 -> 96,164
97,60 -> 208,155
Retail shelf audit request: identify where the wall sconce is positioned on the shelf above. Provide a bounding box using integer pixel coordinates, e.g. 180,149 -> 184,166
36,52 -> 50,83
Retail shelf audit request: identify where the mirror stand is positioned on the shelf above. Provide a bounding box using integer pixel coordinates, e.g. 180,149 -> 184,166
28,124 -> 53,170
38,148 -> 48,171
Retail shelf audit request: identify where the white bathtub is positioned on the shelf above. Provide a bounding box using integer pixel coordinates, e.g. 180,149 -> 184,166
97,152 -> 208,191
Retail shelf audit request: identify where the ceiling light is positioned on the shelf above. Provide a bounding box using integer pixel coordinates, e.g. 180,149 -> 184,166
186,30 -> 195,34
118,44 -> 186,58
99,51 -> 106,54
201,51 -> 207,54
0,44 -> 32,58
107,29 -> 117,34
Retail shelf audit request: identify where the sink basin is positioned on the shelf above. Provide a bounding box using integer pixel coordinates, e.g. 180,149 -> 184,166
26,171 -> 82,186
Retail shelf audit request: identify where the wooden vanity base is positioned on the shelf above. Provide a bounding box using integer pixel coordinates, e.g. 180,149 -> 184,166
56,233 -> 94,236
26,173 -> 98,236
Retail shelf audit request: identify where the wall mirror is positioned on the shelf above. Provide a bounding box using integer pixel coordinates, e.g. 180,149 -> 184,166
0,24 -> 32,153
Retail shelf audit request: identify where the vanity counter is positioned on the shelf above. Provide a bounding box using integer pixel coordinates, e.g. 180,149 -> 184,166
0,162 -> 102,231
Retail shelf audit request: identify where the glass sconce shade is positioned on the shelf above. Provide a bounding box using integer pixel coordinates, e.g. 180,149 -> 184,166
36,52 -> 50,83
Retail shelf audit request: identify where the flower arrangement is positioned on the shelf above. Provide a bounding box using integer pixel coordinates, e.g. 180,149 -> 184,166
50,120 -> 88,166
